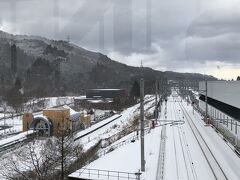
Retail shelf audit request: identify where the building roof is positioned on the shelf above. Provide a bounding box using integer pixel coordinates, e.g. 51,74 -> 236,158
87,89 -> 123,91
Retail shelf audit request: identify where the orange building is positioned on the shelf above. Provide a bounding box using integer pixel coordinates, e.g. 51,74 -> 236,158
22,107 -> 81,136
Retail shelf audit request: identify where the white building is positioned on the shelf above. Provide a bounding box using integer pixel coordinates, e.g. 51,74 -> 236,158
199,81 -> 240,133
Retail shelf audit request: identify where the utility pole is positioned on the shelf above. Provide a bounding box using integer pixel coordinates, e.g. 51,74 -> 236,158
158,79 -> 161,100
205,80 -> 208,124
61,111 -> 65,180
155,80 -> 158,123
3,104 -> 6,135
140,78 -> 145,172
158,80 -> 161,118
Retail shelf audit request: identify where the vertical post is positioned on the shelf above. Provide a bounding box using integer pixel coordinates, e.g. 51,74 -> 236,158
155,80 -> 158,124
61,111 -> 65,180
3,105 -> 6,135
235,121 -> 238,134
158,80 -> 161,115
227,117 -> 229,128
205,80 -> 208,124
231,119 -> 233,131
140,78 -> 145,172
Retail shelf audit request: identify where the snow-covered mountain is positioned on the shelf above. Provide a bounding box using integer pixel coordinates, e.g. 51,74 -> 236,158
0,30 -> 216,97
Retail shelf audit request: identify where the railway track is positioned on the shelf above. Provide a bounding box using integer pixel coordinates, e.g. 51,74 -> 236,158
74,115 -> 122,141
179,102 -> 228,180
172,101 -> 197,180
74,96 -> 156,141
0,132 -> 36,156
156,124 -> 166,180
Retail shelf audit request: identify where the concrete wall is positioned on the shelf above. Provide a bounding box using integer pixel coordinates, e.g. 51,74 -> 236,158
199,81 -> 240,109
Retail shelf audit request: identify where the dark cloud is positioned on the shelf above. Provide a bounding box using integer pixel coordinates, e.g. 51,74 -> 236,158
0,0 -> 239,79
186,4 -> 240,63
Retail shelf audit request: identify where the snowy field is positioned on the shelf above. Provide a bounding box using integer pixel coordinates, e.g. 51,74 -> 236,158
75,95 -> 156,150
70,127 -> 162,180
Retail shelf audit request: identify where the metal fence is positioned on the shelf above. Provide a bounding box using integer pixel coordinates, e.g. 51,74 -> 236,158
194,106 -> 240,151
76,168 -> 141,180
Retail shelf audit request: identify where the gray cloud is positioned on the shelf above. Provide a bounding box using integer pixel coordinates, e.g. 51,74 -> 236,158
186,4 -> 240,63
0,0 -> 239,79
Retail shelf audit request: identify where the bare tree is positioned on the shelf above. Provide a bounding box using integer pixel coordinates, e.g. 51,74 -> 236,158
0,136 -> 83,180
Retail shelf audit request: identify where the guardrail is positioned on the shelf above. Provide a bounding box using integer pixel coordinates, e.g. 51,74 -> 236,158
76,168 -> 141,180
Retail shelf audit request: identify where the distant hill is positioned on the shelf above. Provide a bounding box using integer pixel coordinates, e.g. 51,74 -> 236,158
0,30 -> 217,98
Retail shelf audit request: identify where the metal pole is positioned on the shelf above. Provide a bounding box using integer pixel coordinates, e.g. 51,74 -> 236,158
61,111 -> 64,180
235,121 -> 238,134
227,117 -> 228,128
140,78 -> 145,172
3,105 -> 6,135
155,80 -> 158,123
158,80 -> 161,113
205,80 -> 208,124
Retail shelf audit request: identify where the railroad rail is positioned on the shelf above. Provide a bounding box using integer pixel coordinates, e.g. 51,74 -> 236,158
0,132 -> 36,155
172,100 -> 198,180
156,125 -> 166,180
74,115 -> 122,141
179,102 -> 228,180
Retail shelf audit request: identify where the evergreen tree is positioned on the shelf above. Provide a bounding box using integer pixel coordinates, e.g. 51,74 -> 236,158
11,44 -> 17,74
130,80 -> 140,97
5,77 -> 23,112
237,76 -> 240,81
14,77 -> 22,89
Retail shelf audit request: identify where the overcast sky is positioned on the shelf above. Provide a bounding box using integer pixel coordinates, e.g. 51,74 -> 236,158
0,0 -> 240,80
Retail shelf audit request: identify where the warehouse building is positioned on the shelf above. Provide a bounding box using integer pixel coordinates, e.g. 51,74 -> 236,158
199,81 -> 240,121
86,89 -> 126,99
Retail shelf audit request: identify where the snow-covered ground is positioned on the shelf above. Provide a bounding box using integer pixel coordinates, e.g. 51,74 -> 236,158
70,94 -> 240,180
75,95 -> 156,150
0,130 -> 34,147
70,127 -> 162,180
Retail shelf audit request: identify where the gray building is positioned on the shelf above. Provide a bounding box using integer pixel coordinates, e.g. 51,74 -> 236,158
199,81 -> 240,121
86,89 -> 126,99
